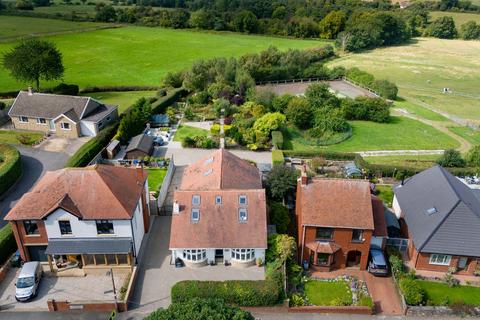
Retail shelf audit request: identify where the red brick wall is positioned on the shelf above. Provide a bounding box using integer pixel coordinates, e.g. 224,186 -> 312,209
47,299 -> 120,312
289,306 -> 373,314
10,220 -> 48,261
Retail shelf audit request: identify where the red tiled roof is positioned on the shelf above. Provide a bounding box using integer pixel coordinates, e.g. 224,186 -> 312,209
372,196 -> 388,237
306,241 -> 341,254
180,149 -> 262,190
170,149 -> 267,249
5,165 -> 147,221
298,179 -> 375,230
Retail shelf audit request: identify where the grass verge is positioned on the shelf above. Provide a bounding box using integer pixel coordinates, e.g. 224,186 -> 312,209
304,280 -> 352,306
173,125 -> 209,142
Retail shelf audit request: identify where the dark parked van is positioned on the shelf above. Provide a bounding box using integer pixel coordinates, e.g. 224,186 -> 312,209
368,248 -> 388,277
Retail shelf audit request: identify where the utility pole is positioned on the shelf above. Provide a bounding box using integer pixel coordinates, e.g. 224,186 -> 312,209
108,268 -> 118,311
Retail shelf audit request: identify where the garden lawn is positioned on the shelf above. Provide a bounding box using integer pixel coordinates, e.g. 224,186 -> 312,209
448,126 -> 480,145
173,125 -> 209,142
417,280 -> 480,306
304,280 -> 352,306
364,154 -> 439,167
0,25 -> 327,92
329,38 -> 480,121
375,185 -> 393,207
283,117 -> 459,152
85,91 -> 157,114
0,130 -> 44,145
147,168 -> 167,193
0,16 -> 108,40
394,98 -> 448,122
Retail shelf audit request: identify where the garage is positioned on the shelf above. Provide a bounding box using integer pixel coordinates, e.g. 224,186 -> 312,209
27,245 -> 47,262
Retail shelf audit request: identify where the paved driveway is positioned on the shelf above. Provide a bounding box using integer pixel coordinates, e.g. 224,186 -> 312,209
127,216 -> 265,319
0,147 -> 68,226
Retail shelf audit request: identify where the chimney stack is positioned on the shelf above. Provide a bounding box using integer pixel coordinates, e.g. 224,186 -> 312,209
300,163 -> 308,186
27,87 -> 33,95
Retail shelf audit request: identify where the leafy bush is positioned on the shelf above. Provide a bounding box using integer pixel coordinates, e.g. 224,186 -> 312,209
272,150 -> 284,165
145,298 -> 254,320
66,122 -> 118,167
271,131 -> 283,149
389,254 -> 405,279
52,83 -> 79,96
437,149 -> 465,167
182,136 -> 219,149
289,293 -> 306,307
171,280 -> 281,306
399,278 -> 425,306
0,144 -> 22,195
268,201 -> 290,234
425,16 -> 458,39
0,224 -> 17,266
283,150 -> 356,160
210,123 -> 232,136
343,97 -> 390,123
151,88 -> 188,114
346,68 -> 398,99
265,165 -> 298,201
465,144 -> 480,167
443,272 -> 460,287
80,85 -> 160,93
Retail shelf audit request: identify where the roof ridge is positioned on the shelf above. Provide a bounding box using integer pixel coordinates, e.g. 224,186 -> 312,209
437,166 -> 462,201
95,166 -> 134,214
20,90 -> 90,100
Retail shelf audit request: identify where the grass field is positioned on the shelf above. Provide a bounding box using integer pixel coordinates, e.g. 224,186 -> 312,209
364,154 -> 440,167
329,38 -> 480,121
304,280 -> 352,306
394,98 -> 448,122
85,91 -> 157,114
283,117 -> 459,152
417,280 -> 480,306
0,19 -> 326,92
448,126 -> 480,145
0,130 -> 44,145
173,125 -> 209,142
430,11 -> 480,28
0,16 -> 108,40
147,168 -> 167,193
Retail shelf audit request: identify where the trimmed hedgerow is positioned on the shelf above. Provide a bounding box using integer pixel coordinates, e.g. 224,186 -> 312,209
271,131 -> 283,149
0,144 -> 21,195
282,150 -> 356,160
171,280 -> 281,307
0,224 -> 17,266
272,150 -> 285,165
151,88 -> 188,114
80,85 -> 161,94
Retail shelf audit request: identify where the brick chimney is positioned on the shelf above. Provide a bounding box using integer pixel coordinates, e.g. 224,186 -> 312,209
27,87 -> 33,95
300,164 -> 308,186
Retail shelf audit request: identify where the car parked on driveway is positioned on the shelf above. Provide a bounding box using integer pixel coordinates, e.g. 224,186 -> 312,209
368,248 -> 389,277
15,261 -> 42,302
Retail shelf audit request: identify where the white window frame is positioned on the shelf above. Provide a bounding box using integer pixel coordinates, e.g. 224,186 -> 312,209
192,195 -> 201,206
429,254 -> 452,266
238,208 -> 248,222
191,208 -> 200,222
215,196 -> 222,205
231,248 -> 255,262
182,249 -> 207,262
239,195 -> 247,205
18,116 -> 28,123
36,117 -> 47,125
60,122 -> 71,130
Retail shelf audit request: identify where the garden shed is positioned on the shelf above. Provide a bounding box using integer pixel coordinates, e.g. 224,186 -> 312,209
125,134 -> 154,159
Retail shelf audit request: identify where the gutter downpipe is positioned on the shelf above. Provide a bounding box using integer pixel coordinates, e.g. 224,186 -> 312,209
300,225 -> 306,264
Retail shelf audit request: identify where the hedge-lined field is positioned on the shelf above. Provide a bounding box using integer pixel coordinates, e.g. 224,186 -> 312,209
0,144 -> 22,195
0,25 -> 326,92
85,91 -> 157,114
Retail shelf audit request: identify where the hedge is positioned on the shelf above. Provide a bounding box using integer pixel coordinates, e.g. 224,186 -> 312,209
272,150 -> 285,165
0,144 -> 22,195
0,224 -> 17,266
80,85 -> 162,94
271,131 -> 283,149
151,88 -> 188,114
171,280 -> 281,307
282,150 -> 357,160
65,122 -> 119,167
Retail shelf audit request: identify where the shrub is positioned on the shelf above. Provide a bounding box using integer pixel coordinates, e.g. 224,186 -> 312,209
399,278 -> 425,306
272,150 -> 284,165
0,144 -> 22,195
372,80 -> 398,100
181,136 -> 219,149
268,201 -> 290,234
52,83 -> 79,96
289,293 -> 306,307
425,16 -> 458,39
310,157 -> 327,173
443,271 -> 460,287
343,97 -> 390,123
80,85 -> 160,93
465,144 -> 480,167
66,122 -> 118,167
283,150 -> 356,160
151,88 -> 188,114
271,131 -> 283,149
171,280 -> 280,306
0,224 -> 16,266
389,254 -> 405,279
437,149 -> 465,167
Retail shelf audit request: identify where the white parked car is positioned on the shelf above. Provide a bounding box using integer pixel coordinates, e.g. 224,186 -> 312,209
15,261 -> 42,302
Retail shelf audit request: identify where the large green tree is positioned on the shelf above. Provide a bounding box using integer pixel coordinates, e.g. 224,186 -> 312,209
265,165 -> 298,201
425,16 -> 457,39
3,39 -> 64,90
461,21 -> 480,40
319,10 -> 346,39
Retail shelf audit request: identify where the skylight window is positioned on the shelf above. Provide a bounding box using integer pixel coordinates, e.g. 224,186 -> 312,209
215,196 -> 222,205
191,209 -> 200,222
239,208 -> 248,222
239,195 -> 247,205
425,207 -> 438,216
192,195 -> 201,205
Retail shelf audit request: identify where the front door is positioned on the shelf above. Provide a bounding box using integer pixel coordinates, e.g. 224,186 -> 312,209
49,120 -> 56,131
215,249 -> 224,263
458,257 -> 468,269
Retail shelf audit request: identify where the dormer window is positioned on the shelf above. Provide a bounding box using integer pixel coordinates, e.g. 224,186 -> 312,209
239,195 -> 247,205
215,196 -> 222,205
192,195 -> 201,205
191,209 -> 200,222
239,208 -> 248,222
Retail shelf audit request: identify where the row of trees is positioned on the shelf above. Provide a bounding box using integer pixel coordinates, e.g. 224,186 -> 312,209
438,146 -> 480,168
425,16 -> 480,40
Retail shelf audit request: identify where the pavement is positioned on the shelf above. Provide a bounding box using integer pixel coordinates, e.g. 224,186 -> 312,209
0,146 -> 68,227
0,311 -> 111,320
126,216 -> 265,319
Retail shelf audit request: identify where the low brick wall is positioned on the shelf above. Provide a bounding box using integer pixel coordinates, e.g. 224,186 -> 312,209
406,306 -> 455,317
47,299 -> 117,312
118,266 -> 138,312
289,305 -> 373,314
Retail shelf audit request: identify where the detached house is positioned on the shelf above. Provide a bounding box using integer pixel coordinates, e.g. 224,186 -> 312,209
393,166 -> 480,275
8,89 -> 118,138
5,165 -> 150,273
169,149 -> 267,267
296,173 -> 385,271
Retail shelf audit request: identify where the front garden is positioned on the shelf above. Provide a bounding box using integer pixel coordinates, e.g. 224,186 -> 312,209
0,130 -> 44,146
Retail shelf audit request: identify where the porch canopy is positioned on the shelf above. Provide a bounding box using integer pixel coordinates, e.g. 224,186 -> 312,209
306,241 -> 341,254
46,237 -> 133,255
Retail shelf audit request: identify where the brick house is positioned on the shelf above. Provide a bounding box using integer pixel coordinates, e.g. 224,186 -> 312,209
296,174 -> 385,271
393,165 -> 480,275
169,149 -> 267,267
4,165 -> 150,273
8,89 -> 118,138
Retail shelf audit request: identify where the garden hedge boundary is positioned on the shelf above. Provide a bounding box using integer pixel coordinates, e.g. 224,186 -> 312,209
0,224 -> 17,266
282,150 -> 357,160
171,280 -> 281,307
0,144 -> 22,195
80,85 -> 162,94
151,88 -> 188,114
66,122 -> 119,167
272,150 -> 285,165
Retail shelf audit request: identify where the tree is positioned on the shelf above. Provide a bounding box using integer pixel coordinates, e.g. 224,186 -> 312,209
163,71 -> 184,88
461,21 -> 480,40
425,16 -> 457,39
95,5 -> 116,22
188,9 -> 214,29
2,39 -> 64,90
272,94 -> 292,113
285,97 -> 313,129
268,202 -> 290,234
305,83 -> 340,110
145,298 -> 254,320
466,145 -> 480,167
32,0 -> 50,6
265,165 -> 298,200
253,112 -> 286,136
266,233 -> 296,264
233,10 -> 258,33
319,10 -> 346,39
15,0 -> 33,9
437,149 -> 465,167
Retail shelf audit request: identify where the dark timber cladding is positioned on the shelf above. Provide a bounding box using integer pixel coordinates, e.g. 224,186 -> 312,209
45,237 -> 133,255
